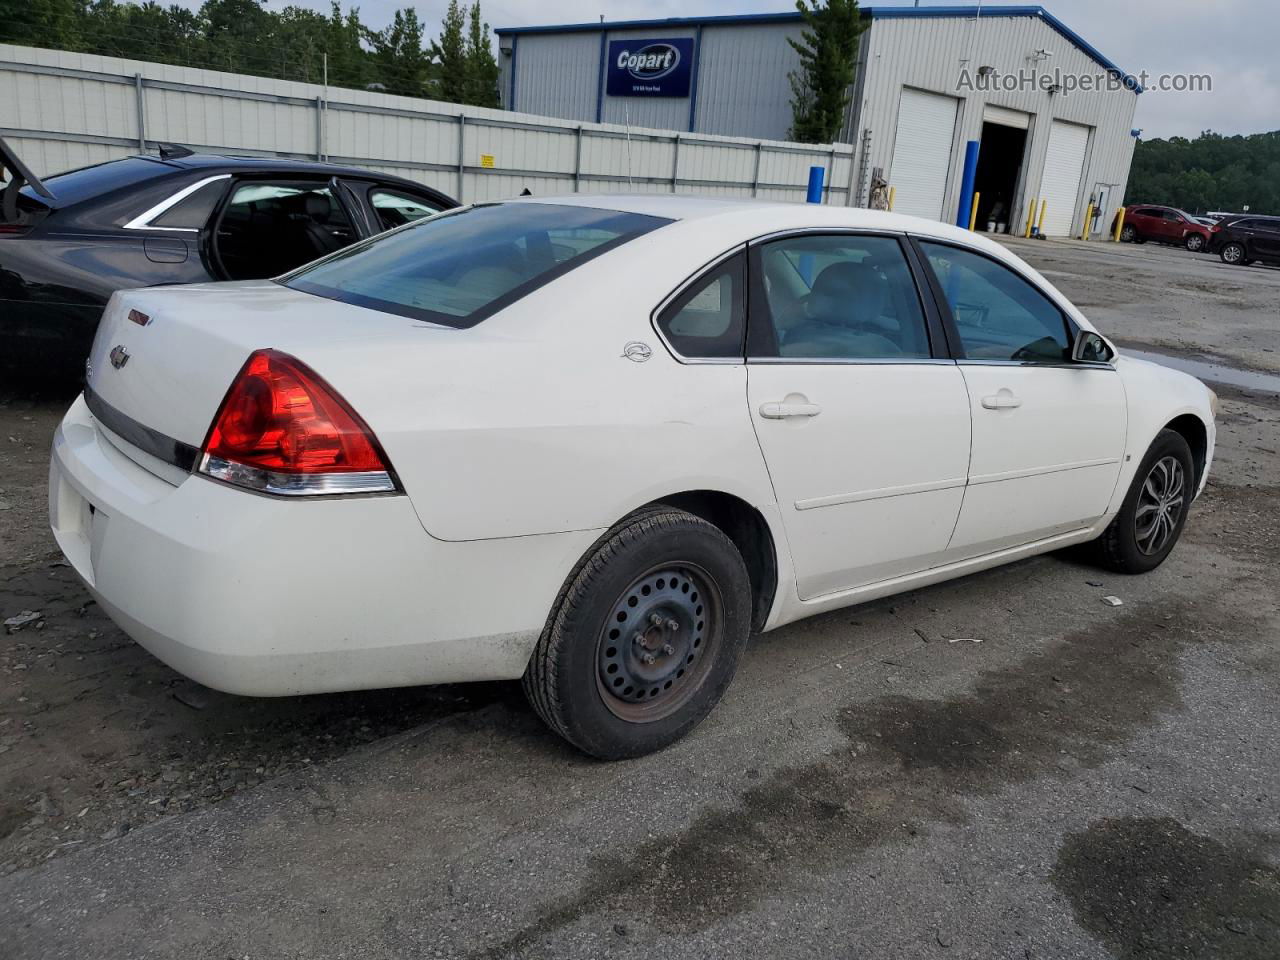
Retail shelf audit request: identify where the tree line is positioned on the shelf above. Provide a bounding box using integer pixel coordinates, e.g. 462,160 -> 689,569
1128,129 -> 1280,216
0,0 -> 502,106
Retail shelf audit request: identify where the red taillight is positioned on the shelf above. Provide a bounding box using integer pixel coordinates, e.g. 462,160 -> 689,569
0,224 -> 29,236
1210,223 -> 1222,233
199,349 -> 396,496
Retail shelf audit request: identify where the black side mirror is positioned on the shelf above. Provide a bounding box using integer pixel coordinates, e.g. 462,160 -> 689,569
1072,330 -> 1114,364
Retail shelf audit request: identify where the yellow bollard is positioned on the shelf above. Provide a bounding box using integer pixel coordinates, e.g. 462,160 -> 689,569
1024,200 -> 1036,239
1036,198 -> 1048,236
969,191 -> 981,231
1080,203 -> 1094,241
1112,206 -> 1126,242
887,186 -> 895,212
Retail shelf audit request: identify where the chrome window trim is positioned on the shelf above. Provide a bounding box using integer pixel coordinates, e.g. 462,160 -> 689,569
747,356 -> 955,366
747,226 -> 907,247
955,358 -> 1117,371
122,174 -> 231,233
649,243 -> 748,365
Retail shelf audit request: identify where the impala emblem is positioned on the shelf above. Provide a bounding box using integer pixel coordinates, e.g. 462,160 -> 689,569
109,345 -> 130,370
622,341 -> 652,363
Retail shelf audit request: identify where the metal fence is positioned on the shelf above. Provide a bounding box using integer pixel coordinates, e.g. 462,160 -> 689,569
0,43 -> 856,205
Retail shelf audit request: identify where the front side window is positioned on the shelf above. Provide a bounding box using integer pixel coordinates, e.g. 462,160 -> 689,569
920,241 -> 1071,363
369,188 -> 444,231
284,203 -> 669,328
656,252 -> 745,359
752,234 -> 931,360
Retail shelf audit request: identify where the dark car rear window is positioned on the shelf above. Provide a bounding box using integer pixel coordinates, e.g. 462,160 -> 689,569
21,156 -> 170,208
282,202 -> 670,328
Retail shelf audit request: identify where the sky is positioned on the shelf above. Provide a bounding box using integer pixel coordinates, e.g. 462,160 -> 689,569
258,0 -> 1276,140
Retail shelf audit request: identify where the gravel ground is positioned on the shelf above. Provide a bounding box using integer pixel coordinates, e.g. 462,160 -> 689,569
1,237 -> 1278,958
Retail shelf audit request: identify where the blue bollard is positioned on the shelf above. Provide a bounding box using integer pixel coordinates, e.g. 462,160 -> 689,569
955,140 -> 980,227
806,165 -> 824,204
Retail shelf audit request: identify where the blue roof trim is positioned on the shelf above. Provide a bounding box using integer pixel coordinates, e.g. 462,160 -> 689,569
495,4 -> 1141,95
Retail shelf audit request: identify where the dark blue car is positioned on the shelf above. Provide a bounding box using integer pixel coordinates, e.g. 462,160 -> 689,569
1,139 -> 456,378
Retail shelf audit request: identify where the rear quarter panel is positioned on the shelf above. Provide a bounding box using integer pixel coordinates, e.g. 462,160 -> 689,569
303,219 -> 779,543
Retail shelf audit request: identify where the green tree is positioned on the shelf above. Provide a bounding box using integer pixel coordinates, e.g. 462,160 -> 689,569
463,1 -> 499,107
787,0 -> 866,143
368,8 -> 430,96
1129,129 -> 1280,215
430,0 -> 466,103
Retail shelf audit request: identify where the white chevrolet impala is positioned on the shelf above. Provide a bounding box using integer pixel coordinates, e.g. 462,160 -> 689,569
50,197 -> 1216,758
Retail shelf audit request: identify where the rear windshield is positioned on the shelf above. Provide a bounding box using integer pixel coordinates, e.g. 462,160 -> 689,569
20,156 -> 170,208
282,202 -> 670,328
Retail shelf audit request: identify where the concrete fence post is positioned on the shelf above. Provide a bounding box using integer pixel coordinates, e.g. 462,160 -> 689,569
457,114 -> 466,202
574,126 -> 583,193
134,73 -> 146,150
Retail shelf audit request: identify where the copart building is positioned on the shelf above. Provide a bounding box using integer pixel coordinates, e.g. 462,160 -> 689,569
495,5 -> 1141,238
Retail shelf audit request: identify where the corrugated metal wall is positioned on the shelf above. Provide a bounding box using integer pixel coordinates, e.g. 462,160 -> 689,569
0,43 -> 853,205
851,12 -> 1139,236
501,22 -> 807,141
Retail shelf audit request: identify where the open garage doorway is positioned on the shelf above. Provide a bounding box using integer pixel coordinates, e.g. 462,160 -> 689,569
973,113 -> 1030,234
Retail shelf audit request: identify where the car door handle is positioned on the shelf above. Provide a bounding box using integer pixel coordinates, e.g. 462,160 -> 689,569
981,393 -> 1022,410
760,401 -> 822,419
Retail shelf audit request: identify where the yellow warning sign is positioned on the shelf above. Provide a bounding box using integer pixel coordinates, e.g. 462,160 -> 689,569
480,154 -> 495,168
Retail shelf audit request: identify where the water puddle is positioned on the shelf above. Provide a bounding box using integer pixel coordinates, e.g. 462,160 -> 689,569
1122,348 -> 1280,393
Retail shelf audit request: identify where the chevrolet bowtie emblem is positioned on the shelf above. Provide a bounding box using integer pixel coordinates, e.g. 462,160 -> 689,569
109,345 -> 130,370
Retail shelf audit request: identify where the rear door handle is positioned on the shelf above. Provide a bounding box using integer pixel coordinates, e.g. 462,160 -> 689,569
760,401 -> 822,419
981,393 -> 1022,410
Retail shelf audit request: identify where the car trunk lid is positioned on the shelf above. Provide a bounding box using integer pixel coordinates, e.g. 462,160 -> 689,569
84,281 -> 438,475
0,136 -> 55,234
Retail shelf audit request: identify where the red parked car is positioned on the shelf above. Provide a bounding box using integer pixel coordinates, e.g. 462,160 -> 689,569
1119,204 -> 1212,252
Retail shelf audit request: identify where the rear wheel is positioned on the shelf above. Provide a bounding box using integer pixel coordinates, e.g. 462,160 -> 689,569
523,508 -> 752,759
1221,242 -> 1247,265
1120,224 -> 1137,243
1094,429 -> 1195,574
1185,233 -> 1205,252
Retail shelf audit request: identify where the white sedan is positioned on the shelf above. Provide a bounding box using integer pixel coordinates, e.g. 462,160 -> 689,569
49,196 -> 1216,758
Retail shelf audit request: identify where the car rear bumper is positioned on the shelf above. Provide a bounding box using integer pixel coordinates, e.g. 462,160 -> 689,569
49,394 -> 597,696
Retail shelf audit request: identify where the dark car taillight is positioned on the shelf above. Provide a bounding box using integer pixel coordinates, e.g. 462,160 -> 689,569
0,223 -> 30,237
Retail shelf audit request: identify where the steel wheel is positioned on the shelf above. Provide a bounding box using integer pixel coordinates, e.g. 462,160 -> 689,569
596,562 -> 722,723
1135,455 -> 1186,556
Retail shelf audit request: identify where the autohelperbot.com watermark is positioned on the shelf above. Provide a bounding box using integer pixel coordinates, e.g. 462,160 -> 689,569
957,67 -> 1212,96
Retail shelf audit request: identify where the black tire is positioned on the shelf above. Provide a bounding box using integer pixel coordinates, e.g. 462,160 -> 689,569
1094,429 -> 1195,574
1185,233 -> 1205,252
523,507 -> 752,759
1221,242 -> 1247,265
1119,224 -> 1137,243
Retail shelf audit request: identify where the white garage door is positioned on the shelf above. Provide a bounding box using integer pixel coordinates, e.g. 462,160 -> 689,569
890,88 -> 959,222
1039,121 -> 1091,237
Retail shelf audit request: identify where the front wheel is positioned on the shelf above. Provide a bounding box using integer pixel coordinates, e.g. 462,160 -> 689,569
1221,242 -> 1247,265
523,507 -> 752,759
1185,233 -> 1205,252
1094,429 -> 1195,574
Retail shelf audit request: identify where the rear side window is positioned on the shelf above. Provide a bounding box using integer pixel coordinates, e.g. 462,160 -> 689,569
284,203 -> 670,328
656,252 -> 745,359
148,178 -> 228,229
921,241 -> 1071,363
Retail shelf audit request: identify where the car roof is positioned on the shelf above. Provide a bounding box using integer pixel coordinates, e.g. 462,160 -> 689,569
23,152 -> 453,208
514,193 -> 987,245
